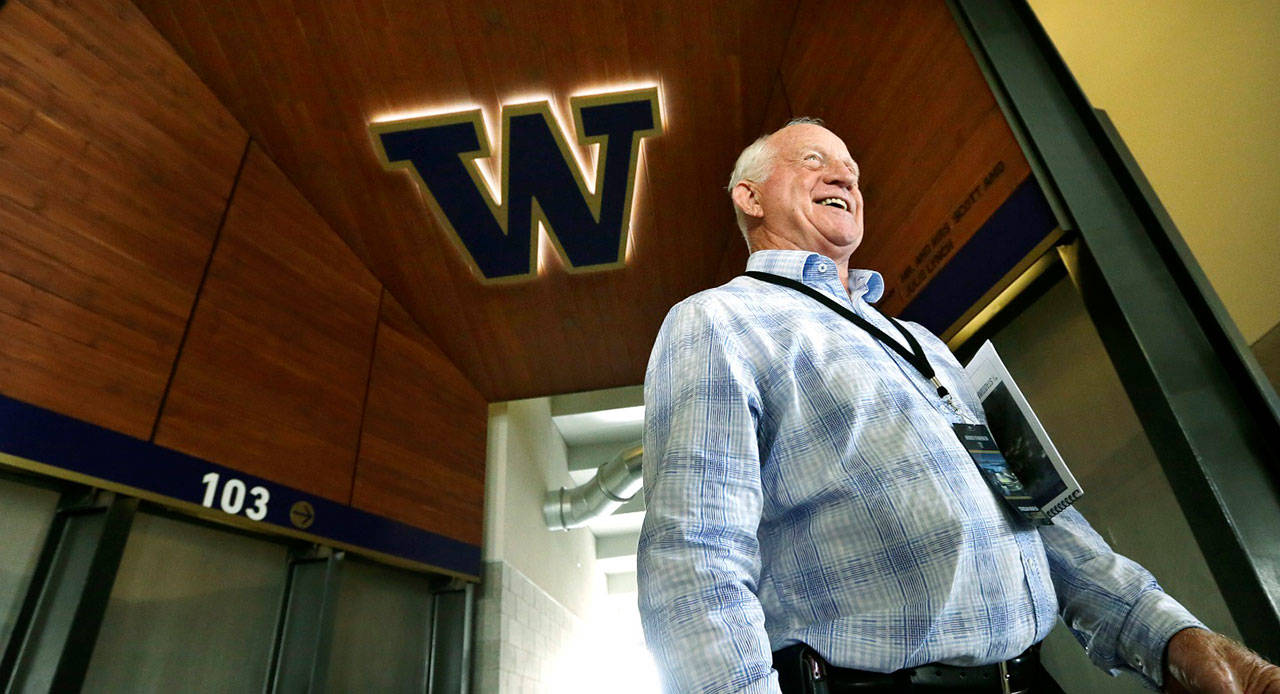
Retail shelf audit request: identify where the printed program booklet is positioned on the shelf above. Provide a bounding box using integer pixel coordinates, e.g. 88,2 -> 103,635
964,341 -> 1083,521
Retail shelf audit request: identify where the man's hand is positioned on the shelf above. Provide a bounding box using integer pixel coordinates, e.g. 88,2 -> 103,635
1163,628 -> 1280,693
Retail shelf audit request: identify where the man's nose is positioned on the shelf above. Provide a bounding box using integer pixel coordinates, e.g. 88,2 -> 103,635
824,164 -> 856,189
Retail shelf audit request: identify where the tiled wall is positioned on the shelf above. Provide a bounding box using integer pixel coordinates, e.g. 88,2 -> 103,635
473,560 -> 586,692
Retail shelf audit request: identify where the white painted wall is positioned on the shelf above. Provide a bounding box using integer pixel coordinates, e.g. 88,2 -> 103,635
483,399 -> 603,619
1028,0 -> 1280,344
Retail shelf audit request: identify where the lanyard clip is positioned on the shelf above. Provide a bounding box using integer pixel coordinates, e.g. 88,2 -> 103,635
934,378 -> 974,424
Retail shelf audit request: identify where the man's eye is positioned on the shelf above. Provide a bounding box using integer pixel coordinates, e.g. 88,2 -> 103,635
803,153 -> 822,166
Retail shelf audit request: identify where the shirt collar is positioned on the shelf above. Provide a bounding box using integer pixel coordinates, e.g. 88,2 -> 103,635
746,250 -> 884,303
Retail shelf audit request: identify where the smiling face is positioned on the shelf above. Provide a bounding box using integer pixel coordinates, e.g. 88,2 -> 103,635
733,123 -> 864,260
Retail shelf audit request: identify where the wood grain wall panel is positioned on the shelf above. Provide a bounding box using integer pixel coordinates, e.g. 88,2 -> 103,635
776,0 -> 1033,314
352,293 -> 487,545
0,0 -> 246,438
133,0 -> 799,400
155,144 -> 381,502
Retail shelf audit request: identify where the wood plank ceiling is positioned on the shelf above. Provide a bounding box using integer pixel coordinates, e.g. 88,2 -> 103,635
133,0 -> 1025,402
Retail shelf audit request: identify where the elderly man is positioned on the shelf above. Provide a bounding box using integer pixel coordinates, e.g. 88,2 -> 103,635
636,118 -> 1278,693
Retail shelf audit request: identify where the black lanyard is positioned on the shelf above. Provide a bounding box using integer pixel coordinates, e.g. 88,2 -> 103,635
744,270 -> 951,399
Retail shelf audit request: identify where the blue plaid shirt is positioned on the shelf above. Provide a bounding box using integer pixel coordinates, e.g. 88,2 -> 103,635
638,250 -> 1203,693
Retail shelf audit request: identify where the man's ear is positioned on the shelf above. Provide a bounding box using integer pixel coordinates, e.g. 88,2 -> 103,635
731,181 -> 764,220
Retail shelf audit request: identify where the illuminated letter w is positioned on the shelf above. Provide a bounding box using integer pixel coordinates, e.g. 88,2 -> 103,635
371,88 -> 662,281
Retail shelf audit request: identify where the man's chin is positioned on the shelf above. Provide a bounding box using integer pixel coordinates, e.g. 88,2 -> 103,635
820,228 -> 863,254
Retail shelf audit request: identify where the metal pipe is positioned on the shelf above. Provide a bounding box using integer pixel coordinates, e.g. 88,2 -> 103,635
543,444 -> 643,531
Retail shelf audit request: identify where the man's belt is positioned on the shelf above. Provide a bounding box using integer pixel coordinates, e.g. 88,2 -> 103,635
772,642 -> 1043,693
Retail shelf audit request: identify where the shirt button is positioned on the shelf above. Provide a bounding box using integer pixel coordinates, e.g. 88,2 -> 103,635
817,263 -> 828,273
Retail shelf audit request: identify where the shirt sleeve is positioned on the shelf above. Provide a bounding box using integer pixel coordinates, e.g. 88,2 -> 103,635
637,299 -> 781,694
1039,508 -> 1206,689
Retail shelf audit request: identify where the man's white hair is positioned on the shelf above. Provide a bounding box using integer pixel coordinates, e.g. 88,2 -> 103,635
727,116 -> 826,241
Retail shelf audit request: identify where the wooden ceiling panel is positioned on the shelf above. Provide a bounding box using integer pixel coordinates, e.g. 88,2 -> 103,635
776,0 -> 1033,313
133,0 -> 798,400
713,75 -> 795,286
134,1 -> 1025,398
